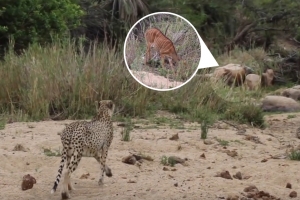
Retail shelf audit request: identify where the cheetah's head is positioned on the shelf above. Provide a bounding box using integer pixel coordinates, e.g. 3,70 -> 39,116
95,100 -> 115,119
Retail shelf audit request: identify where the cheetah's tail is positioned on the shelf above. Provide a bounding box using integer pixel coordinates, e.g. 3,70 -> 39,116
50,147 -> 67,194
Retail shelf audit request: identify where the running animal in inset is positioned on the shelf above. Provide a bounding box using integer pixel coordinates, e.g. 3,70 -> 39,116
144,27 -> 180,69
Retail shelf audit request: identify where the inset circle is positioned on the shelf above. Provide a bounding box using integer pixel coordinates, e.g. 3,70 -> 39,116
124,12 -> 202,91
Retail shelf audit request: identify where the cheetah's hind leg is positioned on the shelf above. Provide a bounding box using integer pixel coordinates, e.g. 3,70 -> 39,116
105,165 -> 112,177
65,151 -> 76,192
61,149 -> 83,199
94,146 -> 110,186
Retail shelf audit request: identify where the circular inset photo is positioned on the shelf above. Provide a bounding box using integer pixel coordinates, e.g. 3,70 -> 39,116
124,12 -> 201,91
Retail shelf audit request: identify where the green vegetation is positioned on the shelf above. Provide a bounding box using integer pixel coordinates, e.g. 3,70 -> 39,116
160,155 -> 176,167
121,118 -> 134,141
1,0 -> 300,127
43,147 -> 61,157
160,155 -> 168,166
216,138 -> 230,146
0,0 -> 83,54
288,150 -> 300,161
200,120 -> 208,139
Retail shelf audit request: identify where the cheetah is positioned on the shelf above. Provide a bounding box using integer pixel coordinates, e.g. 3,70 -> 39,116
50,100 -> 115,199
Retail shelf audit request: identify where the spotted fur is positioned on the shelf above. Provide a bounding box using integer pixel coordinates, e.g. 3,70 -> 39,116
144,27 -> 180,69
50,100 -> 115,199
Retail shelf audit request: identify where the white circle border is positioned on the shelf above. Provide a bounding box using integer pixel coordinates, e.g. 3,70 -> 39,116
123,11 -> 202,92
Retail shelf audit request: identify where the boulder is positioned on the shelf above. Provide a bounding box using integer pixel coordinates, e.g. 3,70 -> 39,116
261,95 -> 300,112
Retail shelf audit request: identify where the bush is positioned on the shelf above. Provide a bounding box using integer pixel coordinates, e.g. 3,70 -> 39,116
0,0 -> 84,54
223,103 -> 265,128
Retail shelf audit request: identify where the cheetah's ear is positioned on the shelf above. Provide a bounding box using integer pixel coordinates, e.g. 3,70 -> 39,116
106,101 -> 114,110
95,101 -> 100,110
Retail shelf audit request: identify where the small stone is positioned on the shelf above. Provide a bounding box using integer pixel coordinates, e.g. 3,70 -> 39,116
243,175 -> 252,180
236,129 -> 246,135
163,167 -> 169,171
200,153 -> 206,159
244,185 -> 258,193
174,183 -> 178,187
226,194 -> 239,200
13,144 -> 28,152
289,191 -> 297,198
226,150 -> 238,157
169,133 -> 179,140
215,170 -> 232,180
261,158 -> 268,162
21,174 -> 36,191
286,182 -> 292,189
122,155 -> 136,165
233,171 -> 242,180
204,139 -> 214,145
168,156 -> 185,165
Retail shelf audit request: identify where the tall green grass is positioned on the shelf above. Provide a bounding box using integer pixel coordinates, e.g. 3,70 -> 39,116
0,37 -> 265,127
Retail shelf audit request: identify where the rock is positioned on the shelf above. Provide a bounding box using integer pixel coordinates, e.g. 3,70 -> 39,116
169,133 -> 179,140
242,185 -> 280,200
245,73 -> 261,90
261,158 -> 268,162
292,85 -> 300,90
281,88 -> 300,101
236,129 -> 246,135
131,154 -> 143,161
13,144 -> 29,152
174,183 -> 178,187
168,156 -> 186,165
244,185 -> 259,193
215,170 -> 233,180
127,179 -> 136,183
212,63 -> 253,86
139,154 -> 154,161
225,150 -> 238,157
289,191 -> 297,198
200,153 -> 206,159
261,95 -> 300,112
233,171 -> 242,180
204,139 -> 214,145
220,171 -> 233,179
261,68 -> 274,87
286,182 -> 292,189
122,155 -> 136,165
226,194 -> 239,200
21,174 -> 36,191
243,175 -> 252,180
245,135 -> 263,144
163,167 -> 169,171
257,190 -> 270,197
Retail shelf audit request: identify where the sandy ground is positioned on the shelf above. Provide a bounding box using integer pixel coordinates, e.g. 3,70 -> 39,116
0,112 -> 300,200
130,70 -> 184,89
